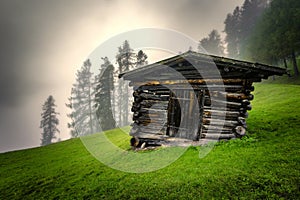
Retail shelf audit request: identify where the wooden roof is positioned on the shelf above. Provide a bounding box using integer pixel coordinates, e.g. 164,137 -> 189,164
119,51 -> 287,82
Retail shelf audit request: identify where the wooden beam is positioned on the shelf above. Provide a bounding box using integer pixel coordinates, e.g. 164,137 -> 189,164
202,133 -> 236,139
130,79 -> 245,86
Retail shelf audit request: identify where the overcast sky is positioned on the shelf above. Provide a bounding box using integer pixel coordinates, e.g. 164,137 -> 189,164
0,0 -> 244,153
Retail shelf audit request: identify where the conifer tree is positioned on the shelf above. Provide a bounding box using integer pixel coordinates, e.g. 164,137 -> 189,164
198,30 -> 225,56
94,57 -> 116,130
66,59 -> 96,137
115,40 -> 136,126
224,6 -> 241,58
239,0 -> 268,57
224,0 -> 268,58
247,0 -> 300,76
136,50 -> 148,67
40,95 -> 59,146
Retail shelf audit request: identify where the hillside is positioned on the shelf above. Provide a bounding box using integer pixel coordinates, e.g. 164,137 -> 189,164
0,83 -> 299,199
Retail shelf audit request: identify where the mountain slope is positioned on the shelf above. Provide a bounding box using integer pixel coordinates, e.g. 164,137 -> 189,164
0,83 -> 299,199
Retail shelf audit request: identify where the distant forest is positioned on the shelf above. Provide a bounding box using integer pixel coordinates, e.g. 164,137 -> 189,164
202,0 -> 299,76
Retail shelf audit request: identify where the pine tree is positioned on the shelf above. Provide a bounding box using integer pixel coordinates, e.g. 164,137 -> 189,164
40,95 -> 59,146
224,6 -> 241,58
94,57 -> 116,131
115,40 -> 136,126
239,0 -> 268,57
136,50 -> 148,67
198,30 -> 225,56
66,59 -> 96,137
247,0 -> 300,76
224,0 -> 268,58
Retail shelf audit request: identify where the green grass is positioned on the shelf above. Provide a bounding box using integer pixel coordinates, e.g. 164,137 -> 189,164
1,83 -> 300,199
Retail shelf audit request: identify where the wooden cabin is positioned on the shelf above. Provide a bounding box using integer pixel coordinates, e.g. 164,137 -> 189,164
119,51 -> 287,147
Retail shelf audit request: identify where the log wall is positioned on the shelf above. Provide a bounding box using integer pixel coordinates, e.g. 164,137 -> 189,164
129,79 -> 255,146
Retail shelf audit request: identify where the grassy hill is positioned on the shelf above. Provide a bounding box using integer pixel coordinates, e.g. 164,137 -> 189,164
1,83 -> 299,199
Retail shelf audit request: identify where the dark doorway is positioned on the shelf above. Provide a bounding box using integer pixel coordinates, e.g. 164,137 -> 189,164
167,89 -> 205,140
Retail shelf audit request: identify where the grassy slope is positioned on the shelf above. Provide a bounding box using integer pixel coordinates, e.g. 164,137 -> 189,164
1,84 -> 299,199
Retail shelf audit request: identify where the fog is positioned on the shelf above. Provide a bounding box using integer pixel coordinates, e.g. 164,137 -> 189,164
0,0 -> 244,152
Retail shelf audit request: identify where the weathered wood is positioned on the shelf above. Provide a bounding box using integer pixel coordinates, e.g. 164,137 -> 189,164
134,119 -> 167,127
140,99 -> 169,105
202,116 -> 238,122
240,112 -> 249,118
131,132 -> 166,140
203,110 -> 240,118
132,127 -> 165,135
138,108 -> 168,114
132,122 -> 166,129
129,71 -> 262,81
138,84 -> 244,92
202,125 -> 233,132
130,79 -> 245,86
241,99 -> 250,105
203,106 -> 241,112
239,104 -> 252,112
201,129 -> 233,135
130,81 -> 251,143
133,113 -> 167,121
120,51 -> 288,146
202,118 -> 239,127
197,90 -> 206,140
234,126 -> 246,136
209,91 -> 254,101
204,98 -> 242,108
131,126 -> 164,135
131,102 -> 141,112
121,52 -> 286,82
133,116 -> 166,123
138,93 -> 169,101
202,133 -> 236,139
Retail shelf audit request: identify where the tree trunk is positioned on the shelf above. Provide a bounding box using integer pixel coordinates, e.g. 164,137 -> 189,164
88,83 -> 94,134
291,50 -> 299,76
283,57 -> 288,69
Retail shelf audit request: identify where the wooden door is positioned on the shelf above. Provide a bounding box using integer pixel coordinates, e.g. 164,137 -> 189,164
167,89 -> 205,140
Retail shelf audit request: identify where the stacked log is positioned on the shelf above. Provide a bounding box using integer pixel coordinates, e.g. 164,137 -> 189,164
130,88 -> 169,140
200,80 -> 254,140
129,79 -> 255,145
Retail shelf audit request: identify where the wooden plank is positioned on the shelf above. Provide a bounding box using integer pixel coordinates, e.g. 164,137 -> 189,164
138,84 -> 244,92
136,93 -> 170,101
135,119 -> 167,126
209,91 -> 254,101
130,132 -> 166,140
203,110 -> 240,118
167,91 -> 176,137
202,133 -> 236,139
197,90 -> 206,140
203,106 -> 241,112
201,129 -> 233,135
204,98 -> 242,109
202,125 -> 233,132
138,108 -> 168,113
130,79 -> 245,86
202,118 -> 239,127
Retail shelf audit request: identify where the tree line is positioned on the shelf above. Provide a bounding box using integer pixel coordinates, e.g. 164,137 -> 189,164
66,40 -> 148,138
203,0 -> 299,76
40,40 -> 148,145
